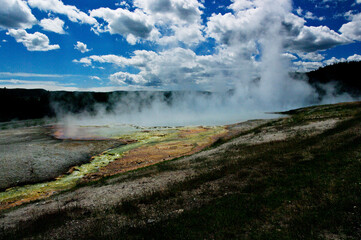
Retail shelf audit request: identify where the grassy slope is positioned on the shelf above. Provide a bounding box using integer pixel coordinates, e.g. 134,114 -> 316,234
131,118 -> 361,239
117,105 -> 361,240
2,102 -> 361,240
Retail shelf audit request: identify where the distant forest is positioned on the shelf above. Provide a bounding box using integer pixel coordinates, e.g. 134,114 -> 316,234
306,61 -> 361,97
0,90 -> 176,122
0,61 -> 360,122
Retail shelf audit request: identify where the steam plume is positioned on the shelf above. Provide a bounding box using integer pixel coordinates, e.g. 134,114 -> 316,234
56,0 -> 355,128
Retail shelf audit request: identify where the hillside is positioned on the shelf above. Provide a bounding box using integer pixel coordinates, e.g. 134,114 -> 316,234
1,101 -> 360,239
306,61 -> 361,96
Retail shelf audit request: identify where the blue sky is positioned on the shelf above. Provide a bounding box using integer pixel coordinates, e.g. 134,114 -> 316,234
0,0 -> 360,91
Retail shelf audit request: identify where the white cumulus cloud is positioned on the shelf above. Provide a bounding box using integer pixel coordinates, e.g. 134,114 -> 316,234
293,53 -> 361,72
28,0 -> 97,25
293,61 -> 324,72
90,7 -> 158,44
285,24 -> 352,52
109,72 -> 147,85
90,0 -> 205,45
206,0 -> 350,54
0,0 -> 37,29
297,52 -> 325,61
347,54 -> 361,61
74,41 -> 91,53
74,47 -> 259,90
339,12 -> 361,41
133,0 -> 203,24
7,29 -> 60,51
39,17 -> 65,34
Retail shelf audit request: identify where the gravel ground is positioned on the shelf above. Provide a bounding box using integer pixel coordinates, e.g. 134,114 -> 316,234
0,126 -> 122,189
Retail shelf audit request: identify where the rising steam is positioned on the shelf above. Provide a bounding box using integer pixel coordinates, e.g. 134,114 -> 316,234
56,0 -> 355,129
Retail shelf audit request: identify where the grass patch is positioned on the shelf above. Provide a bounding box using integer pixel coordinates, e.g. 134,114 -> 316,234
1,206 -> 87,240
114,200 -> 140,216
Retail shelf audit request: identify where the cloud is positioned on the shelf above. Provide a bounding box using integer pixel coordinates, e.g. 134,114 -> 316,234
115,1 -> 130,8
304,11 -> 325,21
206,1 -> 350,53
7,29 -> 60,51
339,12 -> 361,41
347,54 -> 361,61
73,50 -> 158,67
146,0 -> 205,46
74,41 -> 91,53
109,72 -> 147,85
206,0 -> 290,47
90,7 -> 158,44
133,0 -> 203,24
0,79 -> 137,92
0,0 -> 37,29
285,26 -> 351,52
293,61 -> 324,72
0,79 -> 79,91
323,56 -> 347,66
157,22 -> 204,46
293,54 -> 361,72
72,0 -> 358,102
283,16 -> 351,52
207,1 -> 290,48
74,47 -> 259,90
323,54 -> 361,65
75,49 -> 195,87
295,7 -> 303,16
229,0 -> 256,11
297,52 -> 325,61
28,0 -> 97,25
0,80 -> 143,92
282,52 -> 298,60
39,17 -> 66,34
0,72 -> 74,77
0,79 -> 61,85
295,7 -> 324,21
72,57 -> 93,66
90,76 -> 101,81
90,0 -> 204,45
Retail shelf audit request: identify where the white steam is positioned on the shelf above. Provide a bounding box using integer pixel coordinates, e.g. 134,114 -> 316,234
58,92 -> 280,128
57,0 -> 356,128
